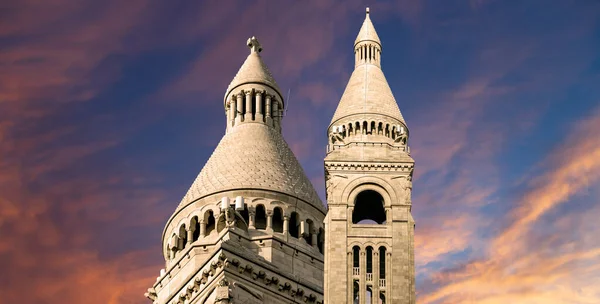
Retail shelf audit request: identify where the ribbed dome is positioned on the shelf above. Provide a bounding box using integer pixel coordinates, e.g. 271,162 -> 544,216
354,8 -> 381,46
176,123 -> 324,212
330,64 -> 405,125
224,37 -> 283,103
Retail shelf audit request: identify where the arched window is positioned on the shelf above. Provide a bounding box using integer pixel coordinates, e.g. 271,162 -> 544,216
191,216 -> 200,242
353,280 -> 360,304
379,291 -> 386,304
353,246 -> 360,268
272,207 -> 284,233
317,227 -> 324,254
289,212 -> 299,238
367,286 -> 373,304
178,225 -> 187,250
255,205 -> 267,230
352,190 -> 386,224
366,246 -> 373,275
379,247 -> 386,279
303,219 -> 314,245
205,210 -> 215,236
251,93 -> 257,121
240,205 -> 249,226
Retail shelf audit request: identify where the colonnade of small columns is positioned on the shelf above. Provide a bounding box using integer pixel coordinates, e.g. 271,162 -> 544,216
330,120 -> 408,145
226,89 -> 283,131
348,245 -> 389,304
355,43 -> 381,66
166,205 -> 324,262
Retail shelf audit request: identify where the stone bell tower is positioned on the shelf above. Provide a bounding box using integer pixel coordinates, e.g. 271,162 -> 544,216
323,8 -> 415,304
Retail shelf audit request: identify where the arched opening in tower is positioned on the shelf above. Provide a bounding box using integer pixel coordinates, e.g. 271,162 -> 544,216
353,279 -> 360,303
379,291 -> 386,304
366,246 -> 373,275
191,216 -> 200,242
239,205 -> 249,226
255,205 -> 267,230
352,190 -> 386,224
303,219 -> 314,245
289,212 -> 299,238
272,207 -> 284,233
317,227 -> 324,254
178,224 -> 187,250
366,286 -> 373,304
353,246 -> 360,269
379,246 -> 386,279
205,210 -> 215,236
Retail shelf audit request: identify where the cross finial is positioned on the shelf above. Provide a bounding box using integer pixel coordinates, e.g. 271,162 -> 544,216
247,36 -> 262,53
366,7 -> 370,14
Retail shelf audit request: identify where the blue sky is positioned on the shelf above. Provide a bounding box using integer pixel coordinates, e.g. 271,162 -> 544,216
1,0 -> 599,303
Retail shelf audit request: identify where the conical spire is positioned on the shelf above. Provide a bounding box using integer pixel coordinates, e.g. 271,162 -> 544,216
223,37 -> 286,133
224,37 -> 283,103
329,8 -> 406,127
354,8 -> 381,47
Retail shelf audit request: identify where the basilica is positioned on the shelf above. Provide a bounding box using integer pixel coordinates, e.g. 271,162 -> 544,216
145,8 -> 415,304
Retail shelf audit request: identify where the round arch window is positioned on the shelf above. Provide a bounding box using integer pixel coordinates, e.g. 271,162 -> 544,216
352,190 -> 386,224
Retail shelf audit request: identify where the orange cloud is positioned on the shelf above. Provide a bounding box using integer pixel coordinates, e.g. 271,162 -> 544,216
419,107 -> 600,304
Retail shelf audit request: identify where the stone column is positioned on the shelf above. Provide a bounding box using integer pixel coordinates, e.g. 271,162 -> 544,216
248,210 -> 256,229
272,99 -> 279,130
266,210 -> 273,232
229,97 -> 236,127
236,93 -> 244,123
311,228 -> 318,247
245,90 -> 253,121
373,251 -> 380,301
386,252 -> 392,293
360,250 -> 366,304
199,220 -> 206,238
283,215 -> 289,235
265,95 -> 272,126
348,250 -> 354,304
187,228 -> 194,245
255,91 -> 263,122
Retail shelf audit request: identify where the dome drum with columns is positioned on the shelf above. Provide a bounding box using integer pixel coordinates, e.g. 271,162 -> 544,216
224,37 -> 285,133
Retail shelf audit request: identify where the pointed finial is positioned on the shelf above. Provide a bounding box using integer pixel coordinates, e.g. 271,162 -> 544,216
366,7 -> 370,15
247,36 -> 262,54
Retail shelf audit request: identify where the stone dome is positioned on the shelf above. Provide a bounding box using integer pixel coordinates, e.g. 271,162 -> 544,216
176,122 -> 324,212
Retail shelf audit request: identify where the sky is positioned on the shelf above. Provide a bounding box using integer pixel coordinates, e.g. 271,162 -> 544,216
1,0 -> 599,303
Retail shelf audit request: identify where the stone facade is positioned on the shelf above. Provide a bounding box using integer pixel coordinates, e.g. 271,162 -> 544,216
146,8 -> 414,304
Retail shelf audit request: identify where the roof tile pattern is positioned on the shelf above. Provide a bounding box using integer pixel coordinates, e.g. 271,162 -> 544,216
224,52 -> 282,101
177,123 -> 324,212
354,11 -> 381,46
330,64 -> 405,125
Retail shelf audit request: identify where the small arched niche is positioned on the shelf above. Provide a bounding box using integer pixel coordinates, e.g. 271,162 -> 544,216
352,190 -> 386,224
